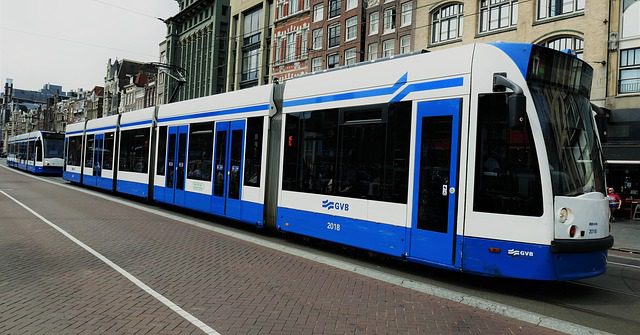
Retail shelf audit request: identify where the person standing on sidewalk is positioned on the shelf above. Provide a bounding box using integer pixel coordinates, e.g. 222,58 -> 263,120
608,187 -> 622,221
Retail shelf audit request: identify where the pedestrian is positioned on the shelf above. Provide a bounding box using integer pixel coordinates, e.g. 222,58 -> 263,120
607,187 -> 622,221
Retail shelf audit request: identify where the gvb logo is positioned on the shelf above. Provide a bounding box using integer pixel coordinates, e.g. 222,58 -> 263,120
507,249 -> 534,257
322,199 -> 350,211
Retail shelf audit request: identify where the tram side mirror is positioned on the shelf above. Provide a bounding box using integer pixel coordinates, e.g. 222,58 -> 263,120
508,93 -> 526,129
493,73 -> 526,129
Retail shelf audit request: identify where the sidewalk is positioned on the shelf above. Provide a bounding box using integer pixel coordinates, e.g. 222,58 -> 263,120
611,217 -> 640,251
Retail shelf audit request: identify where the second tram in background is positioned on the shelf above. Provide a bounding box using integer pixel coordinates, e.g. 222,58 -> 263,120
6,130 -> 65,175
62,43 -> 613,281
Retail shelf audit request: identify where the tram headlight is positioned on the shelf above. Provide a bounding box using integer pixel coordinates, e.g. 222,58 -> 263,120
559,207 -> 569,223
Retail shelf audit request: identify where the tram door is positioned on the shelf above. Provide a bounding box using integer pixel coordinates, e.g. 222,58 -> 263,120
409,99 -> 461,266
93,134 -> 104,185
165,126 -> 188,207
212,120 -> 245,219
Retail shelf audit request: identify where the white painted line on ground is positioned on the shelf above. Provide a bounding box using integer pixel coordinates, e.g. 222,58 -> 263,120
0,188 -> 219,335
0,165 -> 612,335
608,261 -> 640,270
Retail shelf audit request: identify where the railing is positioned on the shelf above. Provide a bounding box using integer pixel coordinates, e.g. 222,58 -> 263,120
619,77 -> 640,94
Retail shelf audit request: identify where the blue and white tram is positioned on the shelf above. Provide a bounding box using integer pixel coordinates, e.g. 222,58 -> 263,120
64,42 -> 612,280
7,130 -> 64,175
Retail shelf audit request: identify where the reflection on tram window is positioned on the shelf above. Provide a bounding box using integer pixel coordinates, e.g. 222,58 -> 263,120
282,102 -> 411,203
119,128 -> 150,173
187,122 -> 214,181
474,93 -> 543,216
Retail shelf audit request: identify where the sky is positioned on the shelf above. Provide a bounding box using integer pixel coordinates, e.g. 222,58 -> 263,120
0,0 -> 179,92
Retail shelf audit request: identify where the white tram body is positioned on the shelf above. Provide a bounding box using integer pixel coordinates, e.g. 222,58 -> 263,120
63,43 -> 612,280
7,130 -> 64,174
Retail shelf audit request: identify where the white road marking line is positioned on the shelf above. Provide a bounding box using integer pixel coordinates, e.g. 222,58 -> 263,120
608,261 -> 640,270
0,165 -> 613,335
0,188 -> 219,335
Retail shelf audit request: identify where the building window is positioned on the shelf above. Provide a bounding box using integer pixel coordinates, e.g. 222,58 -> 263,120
620,47 -> 640,94
401,2 -> 413,27
400,35 -> 411,54
289,0 -> 298,15
346,16 -> 358,41
622,0 -> 640,38
286,32 -> 296,62
537,0 -> 584,20
243,8 -> 262,46
327,53 -> 340,68
431,3 -> 464,44
368,43 -> 379,61
312,57 -> 323,72
275,37 -> 283,64
242,49 -> 260,82
383,8 -> 396,33
328,24 -> 340,48
301,29 -> 308,58
479,0 -> 518,33
542,36 -> 584,59
329,0 -> 341,18
313,3 -> 324,22
347,0 -> 357,10
345,48 -> 357,65
312,28 -> 323,50
383,39 -> 395,57
369,11 -> 379,35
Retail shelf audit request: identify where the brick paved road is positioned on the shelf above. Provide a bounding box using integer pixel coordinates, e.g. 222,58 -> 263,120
0,166 -> 563,334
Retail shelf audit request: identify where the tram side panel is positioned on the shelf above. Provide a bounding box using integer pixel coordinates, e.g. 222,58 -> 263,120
115,108 -> 155,199
153,85 -> 274,226
276,45 -> 474,260
64,122 -> 87,183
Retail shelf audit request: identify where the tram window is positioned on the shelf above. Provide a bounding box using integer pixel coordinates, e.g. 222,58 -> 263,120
187,122 -> 214,181
338,121 -> 385,199
67,136 -> 82,166
283,110 -> 339,195
282,102 -> 411,202
119,128 -> 150,173
156,127 -> 167,176
85,135 -> 94,168
103,132 -> 114,170
474,93 -> 543,216
244,117 -> 264,187
28,141 -> 35,161
35,140 -> 42,162
382,102 -> 411,203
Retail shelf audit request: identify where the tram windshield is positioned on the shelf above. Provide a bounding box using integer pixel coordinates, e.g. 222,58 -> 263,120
527,46 -> 605,196
43,133 -> 65,159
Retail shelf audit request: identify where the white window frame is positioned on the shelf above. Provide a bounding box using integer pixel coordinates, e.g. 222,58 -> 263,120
383,39 -> 394,57
400,35 -> 411,54
312,28 -> 323,50
313,3 -> 324,22
369,11 -> 379,35
346,0 -> 357,11
401,2 -> 413,27
479,0 -> 518,33
383,7 -> 396,34
289,0 -> 299,15
431,3 -> 464,44
367,43 -> 378,61
312,57 -> 323,72
537,0 -> 584,20
345,48 -> 357,65
346,16 -> 358,42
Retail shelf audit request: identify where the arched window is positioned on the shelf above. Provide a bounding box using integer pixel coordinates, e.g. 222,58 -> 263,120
622,0 -> 640,38
541,36 -> 584,59
479,0 -> 518,33
431,3 -> 464,44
